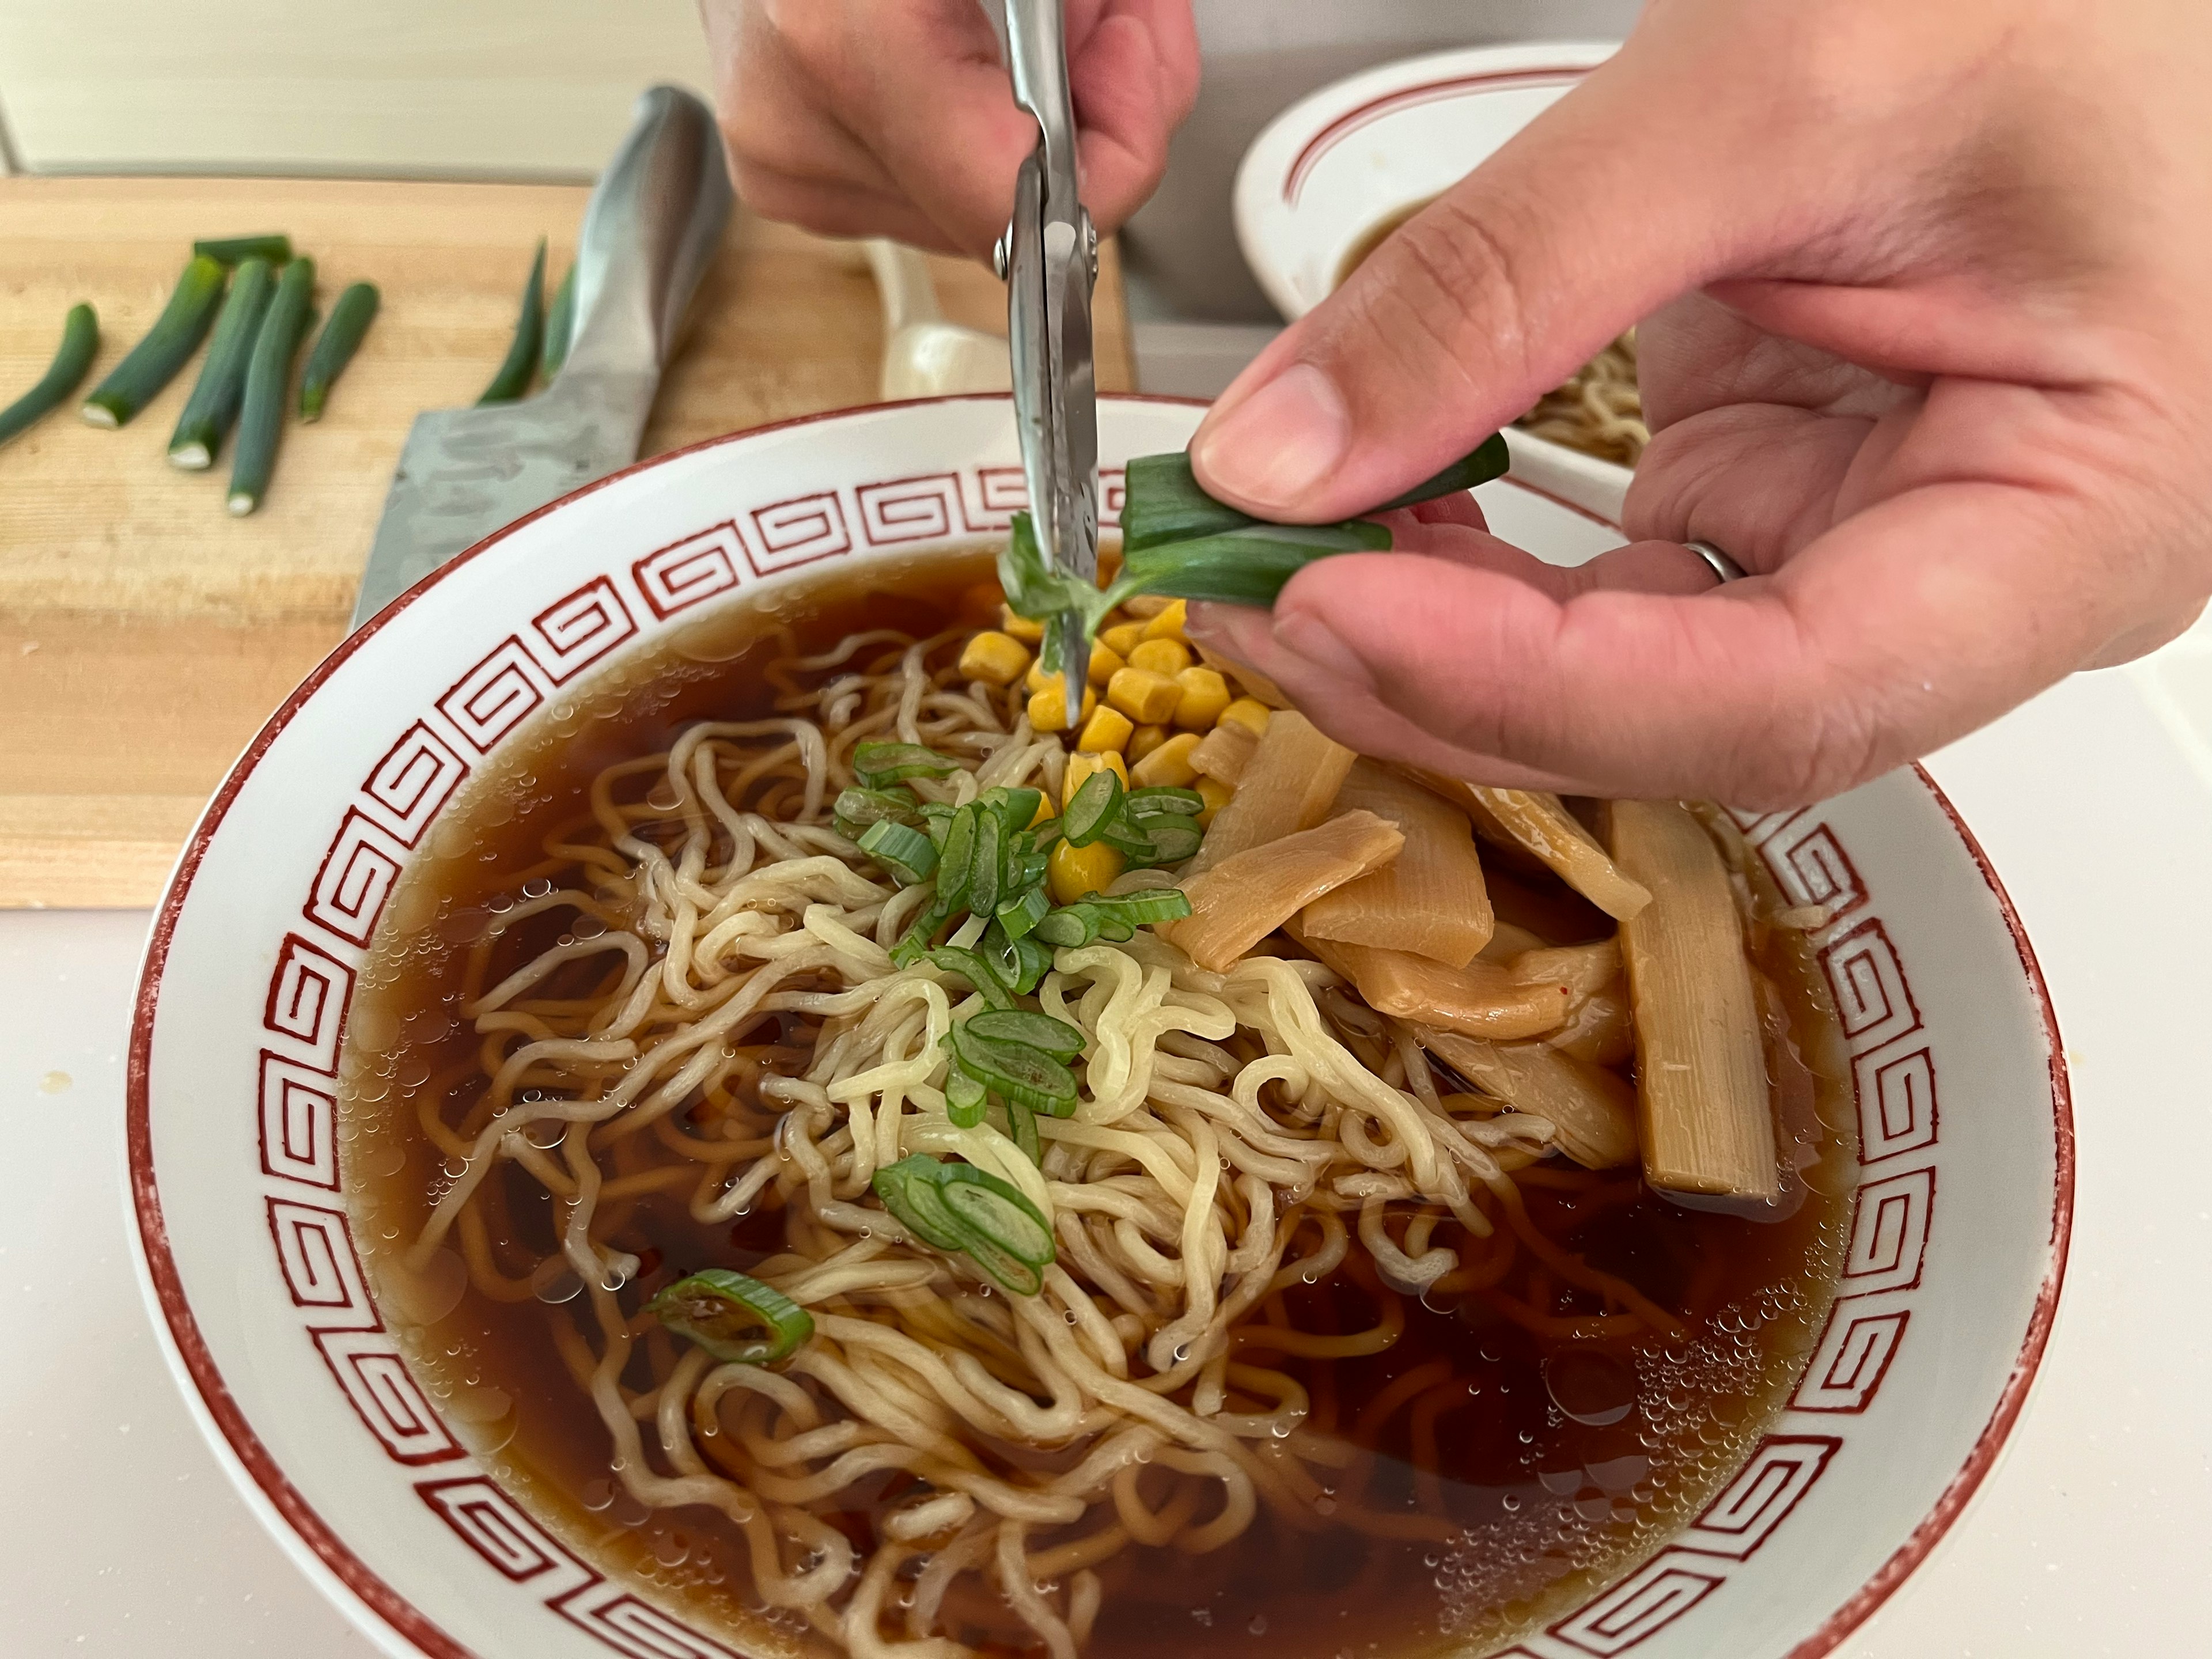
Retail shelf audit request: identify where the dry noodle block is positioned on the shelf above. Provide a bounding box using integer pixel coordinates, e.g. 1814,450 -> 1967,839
1188,711 -> 1357,874
1166,809 -> 1402,972
1415,1025 -> 1639,1169
1395,766 -> 1652,921
1300,760 -> 1494,967
1609,800 -> 1779,1203
1290,922 -> 1569,1041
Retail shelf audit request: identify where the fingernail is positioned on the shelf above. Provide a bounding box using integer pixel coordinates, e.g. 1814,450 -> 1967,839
1271,606 -> 1375,694
1191,362 -> 1349,513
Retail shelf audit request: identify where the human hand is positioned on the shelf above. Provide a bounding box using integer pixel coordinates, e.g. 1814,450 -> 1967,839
1185,0 -> 2212,806
700,0 -> 1199,258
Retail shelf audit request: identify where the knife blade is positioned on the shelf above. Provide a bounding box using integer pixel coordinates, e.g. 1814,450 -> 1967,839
351,85 -> 732,628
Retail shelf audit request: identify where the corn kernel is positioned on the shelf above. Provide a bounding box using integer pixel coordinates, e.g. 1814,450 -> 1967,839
1218,697 -> 1272,738
1127,637 -> 1192,677
1028,679 -> 1097,732
1049,836 -> 1126,906
1001,604 -> 1046,644
1107,666 -> 1181,725
1123,594 -> 1173,619
1195,774 -> 1234,828
1063,748 -> 1130,804
957,630 -> 1031,687
1141,599 -> 1188,641
1029,791 -> 1055,828
1171,666 -> 1230,730
1086,641 -> 1127,687
1101,620 -> 1147,658
1130,730 -> 1202,789
1127,724 -> 1169,764
1077,704 -> 1134,753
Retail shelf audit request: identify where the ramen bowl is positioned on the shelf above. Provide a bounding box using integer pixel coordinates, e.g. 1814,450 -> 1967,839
1234,42 -> 1615,323
129,395 -> 2069,1659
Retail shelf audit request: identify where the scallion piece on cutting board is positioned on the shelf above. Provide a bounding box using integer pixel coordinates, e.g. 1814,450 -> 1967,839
298,282 -> 379,422
541,259 -> 577,381
0,303 -> 99,450
168,255 -> 275,469
193,233 -> 294,266
477,238 -> 546,405
228,257 -> 318,516
81,255 -> 227,429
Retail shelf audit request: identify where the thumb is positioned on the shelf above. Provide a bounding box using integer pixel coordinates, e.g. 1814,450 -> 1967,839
1188,29 -> 1797,520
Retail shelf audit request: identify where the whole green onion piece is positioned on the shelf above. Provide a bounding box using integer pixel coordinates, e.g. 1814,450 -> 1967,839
965,1008 -> 1085,1059
169,256 -> 275,468
1006,1097 -> 1041,1166
647,1268 -> 813,1365
226,258 -> 317,516
476,237 -> 546,405
194,233 -> 293,266
1373,432 -> 1512,510
871,1155 -> 972,1252
541,260 -> 578,380
944,1066 -> 989,1128
0,304 -> 99,450
949,1021 -> 1078,1118
926,946 -> 1015,1010
995,882 -> 1051,941
298,282 -> 379,421
1062,769 -> 1124,848
857,819 -> 938,885
81,255 -> 227,428
834,787 -> 922,838
1124,786 -> 1205,819
854,741 -> 959,787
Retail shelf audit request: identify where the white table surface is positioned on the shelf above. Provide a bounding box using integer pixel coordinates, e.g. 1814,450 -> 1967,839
5,653 -> 2210,1657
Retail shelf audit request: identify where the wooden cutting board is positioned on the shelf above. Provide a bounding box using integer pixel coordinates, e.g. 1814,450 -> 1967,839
0,176 -> 1135,908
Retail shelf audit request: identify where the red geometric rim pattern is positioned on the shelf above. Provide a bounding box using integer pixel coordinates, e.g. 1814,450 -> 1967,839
124,400 -> 2072,1659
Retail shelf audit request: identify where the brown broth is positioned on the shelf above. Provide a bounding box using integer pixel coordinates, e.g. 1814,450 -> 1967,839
340,552 -> 1854,1659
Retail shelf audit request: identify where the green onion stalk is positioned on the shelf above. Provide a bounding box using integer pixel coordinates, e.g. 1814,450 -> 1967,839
477,237 -> 546,405
298,282 -> 379,421
0,303 -> 99,450
81,255 -> 228,429
168,255 -> 275,469
228,257 -> 318,517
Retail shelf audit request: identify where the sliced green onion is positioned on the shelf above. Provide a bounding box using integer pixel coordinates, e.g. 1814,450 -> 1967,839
949,1022 -> 1077,1117
648,1268 -> 812,1365
477,237 -> 546,405
995,882 -> 1051,941
926,946 -> 1014,1010
1033,908 -> 1090,949
1124,786 -> 1205,819
834,786 -> 922,838
981,786 -> 1043,839
1132,821 -> 1203,866
541,260 -> 577,381
945,1065 -> 988,1128
1063,768 -> 1124,848
82,255 -> 227,428
194,233 -> 293,266
1000,927 -> 1054,995
967,808 -> 1003,920
168,255 -> 275,468
857,819 -> 938,885
1027,816 -> 1062,849
1035,889 -> 1192,948
935,806 -> 978,911
871,1156 -> 969,1251
226,257 -> 317,516
890,894 -> 953,968
0,304 -> 98,450
854,741 -> 959,787
1006,1097 -> 1041,1165
965,1008 -> 1085,1059
298,282 -> 378,421
935,1162 -> 1056,1293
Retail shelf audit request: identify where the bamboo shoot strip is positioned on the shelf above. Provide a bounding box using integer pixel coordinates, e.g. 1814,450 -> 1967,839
81,255 -> 227,428
298,283 -> 380,421
193,233 -> 293,266
1186,711 -> 1356,874
0,304 -> 98,449
168,256 -> 275,469
1414,1025 -> 1639,1170
1291,923 -> 1568,1043
478,238 -> 546,405
1301,760 -> 1494,966
1398,767 -> 1652,921
227,258 -> 317,517
1609,800 -> 1779,1205
1165,809 -> 1403,972
541,260 -> 577,380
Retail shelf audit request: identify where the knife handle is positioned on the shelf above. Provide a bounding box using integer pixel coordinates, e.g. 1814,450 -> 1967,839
560,85 -> 734,384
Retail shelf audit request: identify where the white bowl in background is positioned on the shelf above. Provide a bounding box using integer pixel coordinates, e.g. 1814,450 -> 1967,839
129,395 -> 2069,1659
1235,41 -> 1616,322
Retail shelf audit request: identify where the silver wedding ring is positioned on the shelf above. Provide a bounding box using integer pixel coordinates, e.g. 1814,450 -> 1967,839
1684,539 -> 1747,584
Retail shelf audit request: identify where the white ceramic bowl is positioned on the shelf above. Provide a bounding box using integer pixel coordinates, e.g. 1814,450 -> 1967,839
1235,42 -> 1616,322
129,397 -> 2070,1659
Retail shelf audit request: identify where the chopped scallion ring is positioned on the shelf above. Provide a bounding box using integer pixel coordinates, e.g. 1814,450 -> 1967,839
647,1269 -> 813,1365
1062,769 -> 1124,847
857,819 -> 938,885
853,741 -> 959,787
964,1008 -> 1085,1059
948,1021 -> 1078,1116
